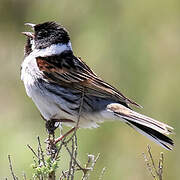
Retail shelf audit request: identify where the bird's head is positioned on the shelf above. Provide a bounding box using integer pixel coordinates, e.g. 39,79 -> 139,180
22,21 -> 72,56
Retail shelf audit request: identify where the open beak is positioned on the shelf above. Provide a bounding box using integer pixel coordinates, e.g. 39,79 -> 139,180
22,22 -> 36,38
22,32 -> 34,38
24,23 -> 36,28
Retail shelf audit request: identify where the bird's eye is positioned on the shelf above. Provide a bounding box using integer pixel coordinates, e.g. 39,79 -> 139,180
38,31 -> 43,37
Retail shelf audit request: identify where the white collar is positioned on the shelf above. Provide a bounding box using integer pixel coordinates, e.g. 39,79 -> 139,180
31,42 -> 72,57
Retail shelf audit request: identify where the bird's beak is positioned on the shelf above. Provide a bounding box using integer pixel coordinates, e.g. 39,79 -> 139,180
22,32 -> 34,38
22,23 -> 36,38
24,23 -> 36,28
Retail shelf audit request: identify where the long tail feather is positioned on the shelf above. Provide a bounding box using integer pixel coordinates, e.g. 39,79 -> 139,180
126,121 -> 174,150
107,103 -> 174,150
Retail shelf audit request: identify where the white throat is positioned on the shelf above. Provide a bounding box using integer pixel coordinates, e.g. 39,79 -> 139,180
31,42 -> 73,57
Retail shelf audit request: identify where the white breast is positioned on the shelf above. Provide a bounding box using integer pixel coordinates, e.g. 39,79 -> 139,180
21,54 -> 72,121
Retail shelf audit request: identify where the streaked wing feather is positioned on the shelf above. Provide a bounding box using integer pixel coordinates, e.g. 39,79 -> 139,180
36,56 -> 141,107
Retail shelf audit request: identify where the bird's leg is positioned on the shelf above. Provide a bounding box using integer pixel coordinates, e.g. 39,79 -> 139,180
45,120 -> 57,136
48,118 -> 76,143
44,119 -> 57,154
41,115 -> 57,140
40,117 -> 58,156
42,116 -> 76,144
55,127 -> 76,144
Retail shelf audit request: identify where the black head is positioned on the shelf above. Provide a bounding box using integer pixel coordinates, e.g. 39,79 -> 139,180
23,21 -> 70,49
34,22 -> 70,49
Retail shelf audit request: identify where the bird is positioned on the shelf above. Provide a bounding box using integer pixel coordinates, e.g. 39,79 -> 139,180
21,21 -> 174,150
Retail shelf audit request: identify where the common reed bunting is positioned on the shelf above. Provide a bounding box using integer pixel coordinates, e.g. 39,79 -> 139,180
21,22 -> 174,150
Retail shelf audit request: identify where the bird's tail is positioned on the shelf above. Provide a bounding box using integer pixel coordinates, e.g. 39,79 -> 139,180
107,103 -> 174,150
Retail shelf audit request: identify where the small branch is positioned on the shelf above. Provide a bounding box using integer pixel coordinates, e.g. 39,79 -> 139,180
22,172 -> 27,180
158,152 -> 164,180
64,142 -> 83,171
65,88 -> 85,145
54,138 -> 65,160
143,145 -> 165,180
27,144 -> 39,160
60,171 -> 66,180
72,134 -> 78,177
81,154 -> 100,180
142,152 -> 156,179
92,153 -> 100,169
48,171 -> 55,180
99,167 -> 106,180
37,136 -> 46,167
8,155 -> 18,180
147,145 -> 158,175
76,87 -> 85,128
67,137 -> 75,180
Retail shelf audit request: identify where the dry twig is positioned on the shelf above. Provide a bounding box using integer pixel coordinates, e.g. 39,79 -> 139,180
8,155 -> 18,180
143,145 -> 165,180
99,167 -> 106,180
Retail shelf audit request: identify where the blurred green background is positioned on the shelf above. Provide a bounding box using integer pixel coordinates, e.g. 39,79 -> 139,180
0,0 -> 179,179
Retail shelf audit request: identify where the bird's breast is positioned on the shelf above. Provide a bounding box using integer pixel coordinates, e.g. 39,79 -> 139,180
21,55 -> 114,128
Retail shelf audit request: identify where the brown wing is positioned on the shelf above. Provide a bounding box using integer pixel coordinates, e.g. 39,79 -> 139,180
36,54 -> 141,108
